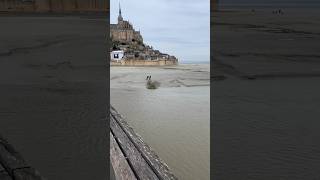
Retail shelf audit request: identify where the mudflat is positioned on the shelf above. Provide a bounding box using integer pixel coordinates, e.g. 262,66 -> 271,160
213,8 -> 320,179
0,15 -> 108,179
111,64 -> 210,180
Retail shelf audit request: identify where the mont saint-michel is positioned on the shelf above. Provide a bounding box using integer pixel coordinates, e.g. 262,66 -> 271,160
110,5 -> 178,66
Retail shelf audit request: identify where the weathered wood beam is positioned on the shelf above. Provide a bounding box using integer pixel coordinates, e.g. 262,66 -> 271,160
110,106 -> 177,180
110,132 -> 137,180
111,114 -> 159,180
0,163 -> 12,180
0,135 -> 43,180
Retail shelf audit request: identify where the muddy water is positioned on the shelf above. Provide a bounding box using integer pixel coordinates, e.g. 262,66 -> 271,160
111,64 -> 210,180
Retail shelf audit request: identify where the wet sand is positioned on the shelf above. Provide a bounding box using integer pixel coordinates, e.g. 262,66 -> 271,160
0,15 -> 108,179
111,64 -> 210,180
213,7 -> 320,179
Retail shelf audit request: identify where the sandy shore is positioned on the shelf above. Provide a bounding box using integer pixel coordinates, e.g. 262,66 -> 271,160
213,7 -> 320,179
111,64 -> 209,89
0,15 -> 108,179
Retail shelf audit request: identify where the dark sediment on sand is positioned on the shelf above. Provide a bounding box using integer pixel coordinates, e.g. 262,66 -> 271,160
212,8 -> 320,81
212,8 -> 320,180
0,15 -> 108,179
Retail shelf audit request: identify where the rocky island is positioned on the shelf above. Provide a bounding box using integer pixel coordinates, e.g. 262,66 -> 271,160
110,4 -> 178,66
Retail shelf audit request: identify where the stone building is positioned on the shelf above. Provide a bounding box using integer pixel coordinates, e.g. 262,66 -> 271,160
110,4 -> 143,43
0,0 -> 108,12
110,50 -> 124,61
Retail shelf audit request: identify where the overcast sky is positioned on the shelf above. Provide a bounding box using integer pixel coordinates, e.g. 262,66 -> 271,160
110,0 -> 210,63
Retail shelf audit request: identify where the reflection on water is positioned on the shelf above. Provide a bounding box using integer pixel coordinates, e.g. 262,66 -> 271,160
111,64 -> 210,180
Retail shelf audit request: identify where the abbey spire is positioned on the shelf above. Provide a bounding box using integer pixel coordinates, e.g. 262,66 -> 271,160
118,2 -> 123,22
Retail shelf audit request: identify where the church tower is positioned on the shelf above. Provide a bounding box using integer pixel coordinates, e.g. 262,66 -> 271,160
118,2 -> 123,22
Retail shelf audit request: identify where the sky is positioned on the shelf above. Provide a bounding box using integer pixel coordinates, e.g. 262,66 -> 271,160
110,0 -> 210,63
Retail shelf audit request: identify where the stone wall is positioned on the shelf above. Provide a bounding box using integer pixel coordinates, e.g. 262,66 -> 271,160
0,0 -> 109,12
111,59 -> 178,66
111,29 -> 135,42
110,23 -> 143,43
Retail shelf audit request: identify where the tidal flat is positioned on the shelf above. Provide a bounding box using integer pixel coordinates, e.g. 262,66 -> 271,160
0,15 -> 108,180
111,64 -> 210,180
213,7 -> 320,179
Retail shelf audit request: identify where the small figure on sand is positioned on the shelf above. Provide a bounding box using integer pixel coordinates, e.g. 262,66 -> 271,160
279,9 -> 284,15
145,76 -> 160,89
273,9 -> 284,15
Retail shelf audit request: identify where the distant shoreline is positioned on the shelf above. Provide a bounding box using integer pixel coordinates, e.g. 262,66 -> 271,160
110,63 -> 210,67
181,61 -> 210,64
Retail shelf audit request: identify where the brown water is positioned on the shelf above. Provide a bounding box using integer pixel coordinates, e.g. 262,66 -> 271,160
110,64 -> 210,180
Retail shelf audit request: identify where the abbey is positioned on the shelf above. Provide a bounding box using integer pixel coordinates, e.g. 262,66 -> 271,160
110,6 -> 143,43
110,4 -> 178,66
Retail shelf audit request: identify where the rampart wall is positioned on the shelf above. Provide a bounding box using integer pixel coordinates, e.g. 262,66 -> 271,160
0,0 -> 108,12
111,59 -> 178,66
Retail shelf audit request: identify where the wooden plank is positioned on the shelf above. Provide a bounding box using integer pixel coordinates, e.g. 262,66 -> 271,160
0,135 -> 43,179
110,114 -> 159,180
0,172 -> 12,180
13,168 -> 42,180
110,132 -> 137,180
0,164 -> 12,180
0,138 -> 28,175
111,106 -> 178,180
